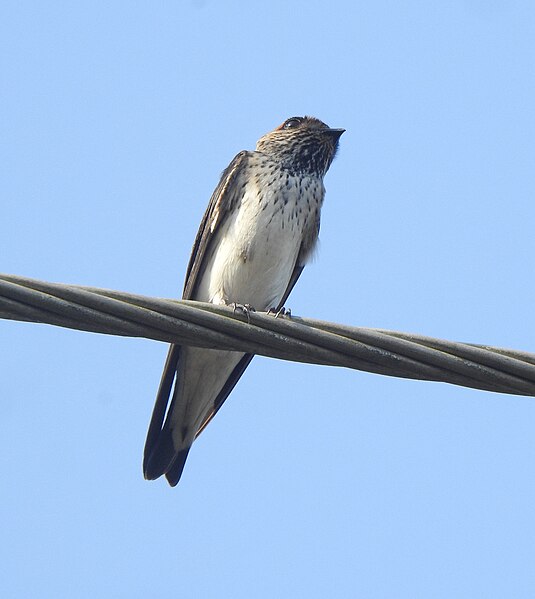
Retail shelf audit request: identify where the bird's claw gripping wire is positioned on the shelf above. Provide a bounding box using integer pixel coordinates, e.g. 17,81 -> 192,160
268,306 -> 292,318
231,303 -> 255,324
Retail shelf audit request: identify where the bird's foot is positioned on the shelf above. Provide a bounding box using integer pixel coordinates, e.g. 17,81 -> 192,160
267,306 -> 292,318
231,303 -> 255,323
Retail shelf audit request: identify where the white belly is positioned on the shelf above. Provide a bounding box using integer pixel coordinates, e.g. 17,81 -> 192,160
195,176 -> 322,310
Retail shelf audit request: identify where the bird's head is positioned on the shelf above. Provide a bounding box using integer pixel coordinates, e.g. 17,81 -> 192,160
256,116 -> 344,177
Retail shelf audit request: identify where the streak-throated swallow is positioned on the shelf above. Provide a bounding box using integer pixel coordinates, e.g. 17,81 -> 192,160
143,116 -> 344,486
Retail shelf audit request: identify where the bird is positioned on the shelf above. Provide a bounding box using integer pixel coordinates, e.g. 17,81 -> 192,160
143,116 -> 344,486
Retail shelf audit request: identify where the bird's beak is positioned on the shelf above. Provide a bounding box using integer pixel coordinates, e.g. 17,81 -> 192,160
324,128 -> 345,140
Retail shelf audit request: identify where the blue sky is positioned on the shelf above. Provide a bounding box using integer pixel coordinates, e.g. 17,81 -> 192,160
1,1 -> 535,597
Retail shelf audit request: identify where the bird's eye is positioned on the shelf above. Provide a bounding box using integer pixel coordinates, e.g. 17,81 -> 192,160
283,117 -> 302,130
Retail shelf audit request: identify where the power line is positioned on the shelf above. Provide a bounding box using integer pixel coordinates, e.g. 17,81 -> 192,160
2,273 -> 534,396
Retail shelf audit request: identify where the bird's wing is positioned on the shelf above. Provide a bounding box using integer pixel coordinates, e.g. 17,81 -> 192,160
183,150 -> 250,300
143,151 -> 250,478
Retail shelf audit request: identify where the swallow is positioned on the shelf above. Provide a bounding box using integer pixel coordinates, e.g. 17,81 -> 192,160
143,116 -> 344,485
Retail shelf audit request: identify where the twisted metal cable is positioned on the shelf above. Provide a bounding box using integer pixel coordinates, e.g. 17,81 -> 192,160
1,273 -> 535,397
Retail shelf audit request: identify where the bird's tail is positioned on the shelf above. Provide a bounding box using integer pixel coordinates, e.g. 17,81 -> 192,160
143,345 -> 191,485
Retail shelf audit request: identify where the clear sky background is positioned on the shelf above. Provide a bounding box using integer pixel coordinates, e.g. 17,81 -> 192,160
1,1 -> 535,597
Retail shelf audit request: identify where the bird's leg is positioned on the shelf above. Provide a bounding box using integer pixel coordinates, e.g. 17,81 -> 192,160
231,303 -> 255,324
267,306 -> 292,318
